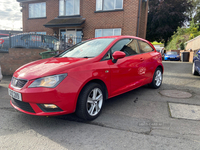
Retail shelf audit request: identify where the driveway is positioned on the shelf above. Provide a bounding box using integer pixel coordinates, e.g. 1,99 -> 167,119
1,61 -> 200,150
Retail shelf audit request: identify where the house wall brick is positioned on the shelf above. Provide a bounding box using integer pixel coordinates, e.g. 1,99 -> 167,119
0,48 -> 43,75
185,35 -> 200,51
21,0 -> 148,39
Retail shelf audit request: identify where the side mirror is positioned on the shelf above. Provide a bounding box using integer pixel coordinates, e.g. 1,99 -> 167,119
112,51 -> 126,63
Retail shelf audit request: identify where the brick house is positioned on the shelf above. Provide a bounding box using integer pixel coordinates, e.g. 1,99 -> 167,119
17,0 -> 148,44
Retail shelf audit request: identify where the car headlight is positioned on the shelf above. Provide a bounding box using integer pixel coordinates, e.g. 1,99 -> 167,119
29,74 -> 67,88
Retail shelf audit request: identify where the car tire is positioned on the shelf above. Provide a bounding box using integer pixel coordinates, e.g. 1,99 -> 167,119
149,67 -> 163,89
192,62 -> 199,75
76,83 -> 104,121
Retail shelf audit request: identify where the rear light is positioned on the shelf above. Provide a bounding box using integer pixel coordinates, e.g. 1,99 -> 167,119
0,39 -> 4,44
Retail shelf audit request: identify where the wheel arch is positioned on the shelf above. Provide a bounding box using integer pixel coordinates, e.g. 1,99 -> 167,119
79,79 -> 108,100
157,65 -> 164,73
74,78 -> 109,112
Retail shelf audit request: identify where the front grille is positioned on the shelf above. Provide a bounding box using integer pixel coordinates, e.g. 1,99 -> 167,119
11,98 -> 35,113
11,77 -> 28,88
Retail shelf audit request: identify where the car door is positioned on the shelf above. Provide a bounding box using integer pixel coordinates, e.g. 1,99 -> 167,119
137,40 -> 157,84
108,38 -> 147,97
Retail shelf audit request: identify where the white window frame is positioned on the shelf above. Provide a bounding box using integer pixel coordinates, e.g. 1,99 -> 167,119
59,0 -> 80,16
95,28 -> 122,37
96,0 -> 123,11
29,2 -> 46,18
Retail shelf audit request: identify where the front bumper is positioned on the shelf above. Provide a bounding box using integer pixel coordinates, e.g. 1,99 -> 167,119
8,76 -> 82,116
164,57 -> 180,61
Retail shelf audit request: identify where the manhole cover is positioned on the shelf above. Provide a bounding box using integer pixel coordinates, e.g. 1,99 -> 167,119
168,103 -> 200,120
160,90 -> 192,98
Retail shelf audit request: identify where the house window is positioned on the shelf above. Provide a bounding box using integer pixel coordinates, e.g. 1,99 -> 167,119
59,0 -> 80,16
29,2 -> 46,18
96,0 -> 123,11
95,28 -> 121,37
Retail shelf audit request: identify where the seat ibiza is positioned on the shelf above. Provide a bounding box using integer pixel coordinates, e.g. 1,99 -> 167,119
8,36 -> 163,120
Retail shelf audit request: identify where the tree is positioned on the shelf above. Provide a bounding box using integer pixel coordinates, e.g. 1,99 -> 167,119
187,0 -> 200,22
146,0 -> 192,46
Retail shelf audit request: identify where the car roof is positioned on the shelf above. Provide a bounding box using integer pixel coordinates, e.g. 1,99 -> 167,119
93,35 -> 150,43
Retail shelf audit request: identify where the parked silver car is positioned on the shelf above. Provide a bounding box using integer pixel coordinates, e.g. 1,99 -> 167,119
0,65 -> 3,82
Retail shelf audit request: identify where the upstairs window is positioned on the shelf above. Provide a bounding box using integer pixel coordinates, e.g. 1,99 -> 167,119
59,0 -> 80,16
96,0 -> 123,11
29,2 -> 46,18
95,28 -> 121,38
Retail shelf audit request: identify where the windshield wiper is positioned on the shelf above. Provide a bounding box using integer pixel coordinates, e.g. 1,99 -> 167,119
83,56 -> 93,58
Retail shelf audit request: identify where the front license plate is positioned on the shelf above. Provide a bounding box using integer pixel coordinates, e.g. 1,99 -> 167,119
170,57 -> 175,59
8,89 -> 22,101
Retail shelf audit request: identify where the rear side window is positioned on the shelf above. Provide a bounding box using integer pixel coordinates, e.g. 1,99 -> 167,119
21,35 -> 42,42
111,38 -> 140,56
44,36 -> 58,44
138,40 -> 154,53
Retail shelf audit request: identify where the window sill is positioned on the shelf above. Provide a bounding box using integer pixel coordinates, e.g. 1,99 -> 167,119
28,17 -> 47,20
58,15 -> 81,18
95,9 -> 124,13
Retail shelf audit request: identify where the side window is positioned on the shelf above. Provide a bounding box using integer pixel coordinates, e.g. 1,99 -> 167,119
30,35 -> 42,42
111,39 -> 140,56
102,51 -> 111,60
138,40 -> 154,53
21,35 -> 30,41
44,36 -> 58,44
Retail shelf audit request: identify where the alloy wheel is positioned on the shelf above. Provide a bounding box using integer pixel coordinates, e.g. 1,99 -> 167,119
86,88 -> 103,116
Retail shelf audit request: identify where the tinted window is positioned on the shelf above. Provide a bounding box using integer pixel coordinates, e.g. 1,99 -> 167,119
21,35 -> 30,41
138,41 -> 154,53
44,36 -> 58,44
111,39 -> 140,56
22,35 -> 42,42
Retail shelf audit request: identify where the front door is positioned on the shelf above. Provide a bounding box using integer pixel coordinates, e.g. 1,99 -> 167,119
66,30 -> 76,45
108,38 -> 147,97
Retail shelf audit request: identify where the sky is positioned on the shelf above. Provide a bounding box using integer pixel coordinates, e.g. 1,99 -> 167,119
0,0 -> 22,31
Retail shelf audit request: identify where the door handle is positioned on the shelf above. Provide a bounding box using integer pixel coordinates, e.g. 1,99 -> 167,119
140,58 -> 144,62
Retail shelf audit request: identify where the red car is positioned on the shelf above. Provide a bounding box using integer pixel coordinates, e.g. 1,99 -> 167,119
8,36 -> 163,120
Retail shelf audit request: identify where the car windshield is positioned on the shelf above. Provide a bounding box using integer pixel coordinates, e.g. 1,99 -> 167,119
166,52 -> 177,55
59,38 -> 115,58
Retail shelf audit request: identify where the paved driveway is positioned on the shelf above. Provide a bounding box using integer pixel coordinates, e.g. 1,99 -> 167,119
1,61 -> 200,150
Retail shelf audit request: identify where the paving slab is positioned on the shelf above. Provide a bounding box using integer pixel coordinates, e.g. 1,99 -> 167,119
168,102 -> 200,120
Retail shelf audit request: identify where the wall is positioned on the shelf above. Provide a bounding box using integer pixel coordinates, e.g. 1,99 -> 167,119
21,0 -> 148,39
0,48 -> 44,75
185,35 -> 200,51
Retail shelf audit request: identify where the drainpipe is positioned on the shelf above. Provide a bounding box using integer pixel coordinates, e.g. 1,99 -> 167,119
136,0 -> 142,37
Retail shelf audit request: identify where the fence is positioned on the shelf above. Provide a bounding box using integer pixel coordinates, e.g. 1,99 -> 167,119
0,33 -> 88,53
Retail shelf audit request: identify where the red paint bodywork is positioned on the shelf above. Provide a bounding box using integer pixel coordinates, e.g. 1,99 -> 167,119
9,36 -> 163,116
